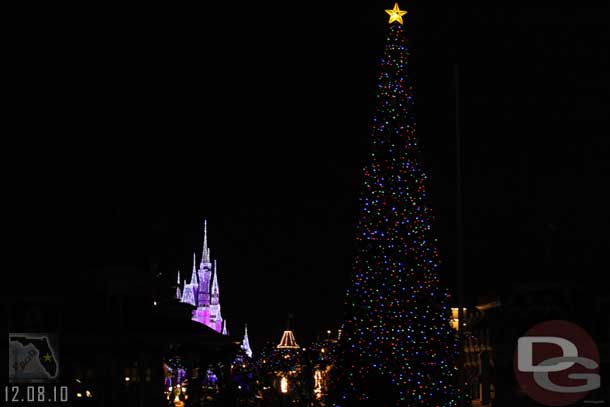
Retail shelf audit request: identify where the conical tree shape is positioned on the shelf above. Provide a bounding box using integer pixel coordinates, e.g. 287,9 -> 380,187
335,12 -> 458,407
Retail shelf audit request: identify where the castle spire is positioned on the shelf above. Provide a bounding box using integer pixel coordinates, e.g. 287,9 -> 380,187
190,253 -> 198,286
175,270 -> 182,300
202,219 -> 210,263
241,324 -> 253,357
222,320 -> 229,336
211,260 -> 219,294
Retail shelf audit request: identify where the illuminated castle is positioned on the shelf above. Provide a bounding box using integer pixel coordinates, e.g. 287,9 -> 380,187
177,220 -> 225,334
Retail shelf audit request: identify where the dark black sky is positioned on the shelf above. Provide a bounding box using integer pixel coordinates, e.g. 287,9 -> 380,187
7,3 -> 609,348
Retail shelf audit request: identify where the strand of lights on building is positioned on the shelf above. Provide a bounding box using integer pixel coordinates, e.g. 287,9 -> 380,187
314,370 -> 323,399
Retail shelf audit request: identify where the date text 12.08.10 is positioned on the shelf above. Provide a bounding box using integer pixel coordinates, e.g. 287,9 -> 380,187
4,385 -> 69,405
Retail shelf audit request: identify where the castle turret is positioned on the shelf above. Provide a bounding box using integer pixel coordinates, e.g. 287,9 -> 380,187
209,260 -> 223,332
175,270 -> 182,300
190,253 -> 198,287
241,324 -> 253,357
211,260 -> 220,305
181,279 -> 196,306
201,219 -> 210,265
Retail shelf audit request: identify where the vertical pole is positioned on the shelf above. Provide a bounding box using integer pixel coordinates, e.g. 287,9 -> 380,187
455,63 -> 465,407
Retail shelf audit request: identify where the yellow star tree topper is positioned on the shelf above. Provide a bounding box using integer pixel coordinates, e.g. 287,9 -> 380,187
385,3 -> 407,24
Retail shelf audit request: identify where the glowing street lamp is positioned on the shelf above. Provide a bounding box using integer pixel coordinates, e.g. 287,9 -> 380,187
280,376 -> 288,394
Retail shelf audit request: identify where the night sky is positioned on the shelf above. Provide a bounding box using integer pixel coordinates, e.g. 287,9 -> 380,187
8,4 -> 609,348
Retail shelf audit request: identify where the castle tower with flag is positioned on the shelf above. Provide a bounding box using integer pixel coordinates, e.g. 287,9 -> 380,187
177,220 -> 226,334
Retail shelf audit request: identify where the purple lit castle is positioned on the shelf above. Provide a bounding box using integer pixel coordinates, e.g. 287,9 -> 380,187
176,220 -> 226,334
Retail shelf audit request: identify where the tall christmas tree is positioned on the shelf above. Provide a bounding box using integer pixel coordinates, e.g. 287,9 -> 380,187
334,4 -> 457,406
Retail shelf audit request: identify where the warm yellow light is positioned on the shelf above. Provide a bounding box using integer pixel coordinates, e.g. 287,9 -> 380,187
280,376 -> 288,394
321,348 -> 325,353
85,390 -> 92,398
450,307 -> 467,331
385,3 -> 407,24
451,307 -> 467,319
173,392 -> 185,407
314,369 -> 323,399
76,393 -> 82,398
124,377 -> 131,382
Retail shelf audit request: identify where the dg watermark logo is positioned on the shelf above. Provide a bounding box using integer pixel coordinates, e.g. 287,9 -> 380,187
514,320 -> 601,406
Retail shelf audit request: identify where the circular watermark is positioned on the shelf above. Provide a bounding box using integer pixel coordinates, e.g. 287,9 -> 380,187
514,320 -> 600,406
